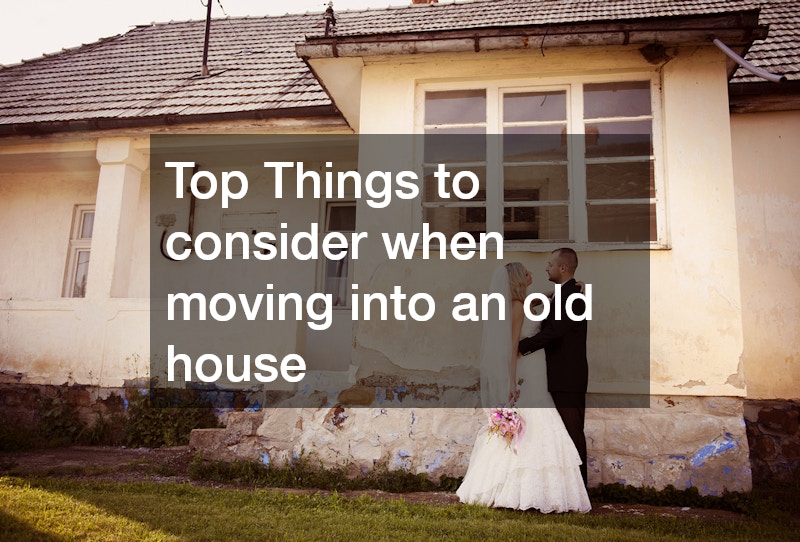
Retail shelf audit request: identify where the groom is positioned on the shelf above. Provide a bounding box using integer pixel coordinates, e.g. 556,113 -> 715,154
518,247 -> 589,486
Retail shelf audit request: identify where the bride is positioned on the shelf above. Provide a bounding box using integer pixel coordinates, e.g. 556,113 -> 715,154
456,262 -> 591,513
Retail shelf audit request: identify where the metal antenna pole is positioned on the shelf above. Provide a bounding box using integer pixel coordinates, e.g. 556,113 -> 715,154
201,0 -> 213,76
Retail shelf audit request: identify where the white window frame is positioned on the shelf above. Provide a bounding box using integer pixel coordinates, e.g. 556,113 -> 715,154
413,72 -> 668,251
63,204 -> 95,297
316,200 -> 357,310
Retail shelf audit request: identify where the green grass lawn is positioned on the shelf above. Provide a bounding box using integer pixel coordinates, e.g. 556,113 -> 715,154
0,476 -> 796,542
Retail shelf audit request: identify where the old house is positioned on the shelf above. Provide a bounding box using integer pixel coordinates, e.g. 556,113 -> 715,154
1,0 -> 798,494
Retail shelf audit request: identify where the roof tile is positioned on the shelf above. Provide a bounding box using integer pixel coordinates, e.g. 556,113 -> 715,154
0,1 -> 795,128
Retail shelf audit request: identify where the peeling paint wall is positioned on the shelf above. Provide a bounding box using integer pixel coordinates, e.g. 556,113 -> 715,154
731,110 -> 800,401
355,45 -> 745,398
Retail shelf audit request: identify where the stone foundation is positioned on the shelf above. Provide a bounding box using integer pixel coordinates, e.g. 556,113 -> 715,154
1,376 -> 756,495
190,394 -> 753,495
744,399 -> 800,483
0,379 -> 126,428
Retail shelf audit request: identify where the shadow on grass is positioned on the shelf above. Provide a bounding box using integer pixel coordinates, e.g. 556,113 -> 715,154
4,477 -> 798,542
0,508 -> 64,542
0,477 -> 796,542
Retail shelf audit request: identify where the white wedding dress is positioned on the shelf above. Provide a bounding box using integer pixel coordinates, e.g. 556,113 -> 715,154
457,317 -> 591,513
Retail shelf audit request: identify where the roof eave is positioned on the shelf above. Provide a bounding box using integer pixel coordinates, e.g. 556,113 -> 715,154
0,105 -> 342,137
297,11 -> 768,59
729,80 -> 800,113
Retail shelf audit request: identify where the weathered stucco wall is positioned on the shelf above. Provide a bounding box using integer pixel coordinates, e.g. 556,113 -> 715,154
0,137 -> 151,385
0,126 -> 353,387
731,110 -> 800,401
354,45 -> 745,399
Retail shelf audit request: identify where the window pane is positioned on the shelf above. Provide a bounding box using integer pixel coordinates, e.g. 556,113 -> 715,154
503,188 -> 540,240
423,166 -> 486,203
586,161 -> 654,200
533,205 -> 570,241
323,204 -> 356,308
424,207 -> 472,238
327,205 -> 356,231
423,131 -> 486,163
584,81 -> 651,118
585,122 -> 652,158
587,203 -> 656,242
425,90 -> 486,125
72,250 -> 90,297
324,252 -> 350,307
504,164 -> 569,201
503,127 -> 567,162
80,211 -> 94,239
504,91 -> 566,122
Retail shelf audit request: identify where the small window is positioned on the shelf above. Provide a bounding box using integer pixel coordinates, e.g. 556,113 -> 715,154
63,205 -> 94,297
322,203 -> 356,308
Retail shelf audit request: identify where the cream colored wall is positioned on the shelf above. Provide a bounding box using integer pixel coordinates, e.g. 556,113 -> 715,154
651,47 -> 744,396
731,110 -> 800,400
1,125 -> 352,387
353,45 -> 745,397
0,161 -> 98,299
0,137 -> 150,386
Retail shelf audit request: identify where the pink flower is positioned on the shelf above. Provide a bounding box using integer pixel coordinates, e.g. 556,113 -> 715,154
487,407 -> 525,454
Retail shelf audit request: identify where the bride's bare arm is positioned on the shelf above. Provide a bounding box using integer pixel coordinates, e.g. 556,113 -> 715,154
509,300 -> 524,403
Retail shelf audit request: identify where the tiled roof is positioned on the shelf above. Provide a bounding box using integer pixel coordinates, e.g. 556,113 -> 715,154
324,0 -> 766,37
0,14 -> 333,128
731,0 -> 800,82
0,1 -> 795,131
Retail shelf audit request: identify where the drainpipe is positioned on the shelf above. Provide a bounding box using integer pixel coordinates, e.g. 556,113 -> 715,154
713,39 -> 786,83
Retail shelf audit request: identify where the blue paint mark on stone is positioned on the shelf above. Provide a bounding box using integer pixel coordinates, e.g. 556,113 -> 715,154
724,467 -> 731,475
427,452 -> 447,471
398,450 -> 410,458
395,386 -> 407,393
259,452 -> 270,467
691,435 -> 738,468
669,455 -> 686,460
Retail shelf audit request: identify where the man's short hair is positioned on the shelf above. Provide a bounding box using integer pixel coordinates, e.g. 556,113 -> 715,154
552,247 -> 578,273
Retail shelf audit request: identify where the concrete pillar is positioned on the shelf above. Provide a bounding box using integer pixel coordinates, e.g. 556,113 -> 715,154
87,137 -> 148,299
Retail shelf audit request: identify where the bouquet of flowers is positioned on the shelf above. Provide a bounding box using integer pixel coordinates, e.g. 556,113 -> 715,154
487,407 -> 525,454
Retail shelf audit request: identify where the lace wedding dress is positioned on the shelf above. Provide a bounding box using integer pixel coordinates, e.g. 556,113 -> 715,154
456,317 -> 591,513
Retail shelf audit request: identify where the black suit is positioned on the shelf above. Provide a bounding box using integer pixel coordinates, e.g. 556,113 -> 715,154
518,278 -> 589,486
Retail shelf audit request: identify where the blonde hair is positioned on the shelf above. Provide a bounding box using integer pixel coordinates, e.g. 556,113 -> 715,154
505,262 -> 528,301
